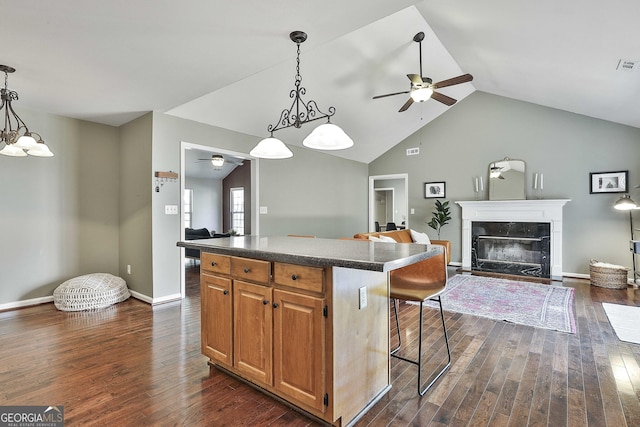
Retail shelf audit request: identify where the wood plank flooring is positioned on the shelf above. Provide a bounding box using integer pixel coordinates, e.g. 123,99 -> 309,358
0,266 -> 639,426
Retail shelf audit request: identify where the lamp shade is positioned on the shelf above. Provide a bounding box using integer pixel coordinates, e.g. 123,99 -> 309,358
302,123 -> 354,150
614,194 -> 638,210
410,87 -> 434,102
250,137 -> 293,159
0,144 -> 27,156
28,141 -> 54,157
14,134 -> 38,149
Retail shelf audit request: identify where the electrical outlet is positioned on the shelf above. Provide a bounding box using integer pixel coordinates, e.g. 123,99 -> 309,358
359,287 -> 367,309
127,264 -> 131,275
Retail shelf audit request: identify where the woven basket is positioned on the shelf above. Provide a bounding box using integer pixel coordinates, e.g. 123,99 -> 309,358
589,259 -> 629,289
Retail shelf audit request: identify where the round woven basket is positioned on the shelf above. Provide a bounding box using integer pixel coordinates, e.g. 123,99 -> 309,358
589,259 -> 629,289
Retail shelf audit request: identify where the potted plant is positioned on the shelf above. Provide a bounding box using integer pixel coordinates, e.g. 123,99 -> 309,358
427,200 -> 451,239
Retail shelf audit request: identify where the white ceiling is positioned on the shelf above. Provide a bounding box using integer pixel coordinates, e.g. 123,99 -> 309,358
2,1 -> 639,164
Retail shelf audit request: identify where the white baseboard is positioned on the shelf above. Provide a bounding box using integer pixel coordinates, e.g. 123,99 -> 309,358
0,295 -> 54,312
130,290 -> 182,305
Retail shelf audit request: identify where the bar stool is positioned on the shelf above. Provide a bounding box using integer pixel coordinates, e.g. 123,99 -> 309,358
389,247 -> 451,395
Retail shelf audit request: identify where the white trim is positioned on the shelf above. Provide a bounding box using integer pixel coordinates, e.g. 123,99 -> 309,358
0,295 -> 53,312
129,290 -> 182,305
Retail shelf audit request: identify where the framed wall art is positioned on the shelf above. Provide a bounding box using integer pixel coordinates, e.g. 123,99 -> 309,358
424,181 -> 446,198
589,170 -> 628,194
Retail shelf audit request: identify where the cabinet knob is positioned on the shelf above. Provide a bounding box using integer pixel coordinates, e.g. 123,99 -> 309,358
244,267 -> 250,273
223,290 -> 228,295
291,274 -> 298,281
211,261 -> 216,267
273,302 -> 279,308
263,299 -> 269,305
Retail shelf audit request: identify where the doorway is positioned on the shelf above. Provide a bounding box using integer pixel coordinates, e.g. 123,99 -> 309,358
179,141 -> 259,298
369,174 -> 408,232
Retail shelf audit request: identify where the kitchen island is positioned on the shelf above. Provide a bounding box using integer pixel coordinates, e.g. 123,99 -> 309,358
177,236 -> 442,426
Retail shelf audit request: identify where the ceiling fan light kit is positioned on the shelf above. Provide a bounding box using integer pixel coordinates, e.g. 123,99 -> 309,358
0,65 -> 54,157
373,32 -> 473,112
211,154 -> 225,167
250,31 -> 353,159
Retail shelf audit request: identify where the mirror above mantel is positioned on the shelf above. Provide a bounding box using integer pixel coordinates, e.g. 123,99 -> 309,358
489,157 -> 526,200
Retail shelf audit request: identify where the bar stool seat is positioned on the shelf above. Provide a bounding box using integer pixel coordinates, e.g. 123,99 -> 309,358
389,247 -> 451,395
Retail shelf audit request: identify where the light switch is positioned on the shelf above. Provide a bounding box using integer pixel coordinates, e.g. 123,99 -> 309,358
164,205 -> 178,215
411,208 -> 415,214
260,206 -> 268,214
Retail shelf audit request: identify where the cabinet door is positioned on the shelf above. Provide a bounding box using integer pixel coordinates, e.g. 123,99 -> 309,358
273,289 -> 326,412
233,280 -> 273,385
201,274 -> 233,366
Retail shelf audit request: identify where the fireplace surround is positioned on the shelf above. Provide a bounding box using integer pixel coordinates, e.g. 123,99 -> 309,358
456,200 -> 570,280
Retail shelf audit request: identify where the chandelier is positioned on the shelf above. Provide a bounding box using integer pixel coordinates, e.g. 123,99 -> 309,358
0,65 -> 53,157
250,31 -> 353,159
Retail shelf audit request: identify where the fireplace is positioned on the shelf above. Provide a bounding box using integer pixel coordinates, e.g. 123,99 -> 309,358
456,200 -> 570,280
472,221 -> 551,278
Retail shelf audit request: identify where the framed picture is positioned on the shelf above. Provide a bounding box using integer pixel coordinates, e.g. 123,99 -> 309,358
424,181 -> 446,198
589,170 -> 628,194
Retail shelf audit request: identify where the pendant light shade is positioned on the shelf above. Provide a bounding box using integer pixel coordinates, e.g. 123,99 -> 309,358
0,143 -> 28,156
250,137 -> 293,159
27,140 -> 54,157
303,123 -> 354,150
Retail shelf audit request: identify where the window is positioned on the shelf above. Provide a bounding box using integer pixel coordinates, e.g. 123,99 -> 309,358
230,187 -> 244,235
183,189 -> 193,229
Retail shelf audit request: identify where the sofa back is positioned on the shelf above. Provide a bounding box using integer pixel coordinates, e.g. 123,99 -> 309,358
353,229 -> 451,265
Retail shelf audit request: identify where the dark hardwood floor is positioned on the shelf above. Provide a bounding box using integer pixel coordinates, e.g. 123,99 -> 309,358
1,265 -> 639,426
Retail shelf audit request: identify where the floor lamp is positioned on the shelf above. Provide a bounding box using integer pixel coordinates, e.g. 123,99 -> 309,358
614,194 -> 638,286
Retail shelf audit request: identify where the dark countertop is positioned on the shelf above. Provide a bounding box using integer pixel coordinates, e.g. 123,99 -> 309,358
177,236 -> 442,272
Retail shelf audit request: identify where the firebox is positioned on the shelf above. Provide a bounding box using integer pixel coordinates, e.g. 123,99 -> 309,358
471,221 -> 551,278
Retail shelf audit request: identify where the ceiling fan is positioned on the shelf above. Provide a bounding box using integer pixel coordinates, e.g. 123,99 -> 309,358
373,31 -> 473,112
197,154 -> 244,168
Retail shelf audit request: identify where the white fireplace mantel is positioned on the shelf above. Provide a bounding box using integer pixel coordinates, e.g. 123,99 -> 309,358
455,199 -> 570,280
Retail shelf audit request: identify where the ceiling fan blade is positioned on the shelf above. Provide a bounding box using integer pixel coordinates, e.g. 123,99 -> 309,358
407,74 -> 423,85
432,73 -> 473,89
373,90 -> 410,100
398,97 -> 414,112
431,91 -> 457,106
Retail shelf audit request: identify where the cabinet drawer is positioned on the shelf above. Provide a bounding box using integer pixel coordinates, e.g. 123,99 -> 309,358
201,253 -> 231,275
232,257 -> 271,284
273,263 -> 324,294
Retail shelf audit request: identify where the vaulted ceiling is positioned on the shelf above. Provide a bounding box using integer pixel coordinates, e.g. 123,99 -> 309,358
3,1 -> 639,164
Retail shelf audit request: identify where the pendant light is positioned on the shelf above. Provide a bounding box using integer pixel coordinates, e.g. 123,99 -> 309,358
251,31 -> 353,159
0,65 -> 53,157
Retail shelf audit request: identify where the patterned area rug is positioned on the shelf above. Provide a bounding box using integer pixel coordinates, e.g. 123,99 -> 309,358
420,274 -> 576,333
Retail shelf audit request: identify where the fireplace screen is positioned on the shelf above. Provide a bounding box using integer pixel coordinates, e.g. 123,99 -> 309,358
472,221 -> 551,278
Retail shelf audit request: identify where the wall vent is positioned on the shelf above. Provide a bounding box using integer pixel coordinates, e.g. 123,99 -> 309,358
617,59 -> 639,72
406,147 -> 420,156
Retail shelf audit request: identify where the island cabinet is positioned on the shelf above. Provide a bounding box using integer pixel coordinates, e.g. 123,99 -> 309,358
200,253 -> 330,418
179,236 -> 439,426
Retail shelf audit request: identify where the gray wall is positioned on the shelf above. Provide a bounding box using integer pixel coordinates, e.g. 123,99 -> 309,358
185,177 -> 223,233
369,91 -> 640,276
0,109 -> 120,306
119,113 -> 153,296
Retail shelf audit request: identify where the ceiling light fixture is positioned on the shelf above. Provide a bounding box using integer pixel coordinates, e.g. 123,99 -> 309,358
250,31 -> 353,159
211,155 -> 225,167
0,65 -> 53,157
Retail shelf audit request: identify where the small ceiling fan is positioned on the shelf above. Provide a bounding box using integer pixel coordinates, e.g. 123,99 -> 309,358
373,31 -> 473,112
197,154 -> 244,168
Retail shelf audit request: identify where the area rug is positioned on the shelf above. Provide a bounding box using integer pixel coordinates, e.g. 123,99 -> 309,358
418,274 -> 576,333
602,303 -> 640,344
